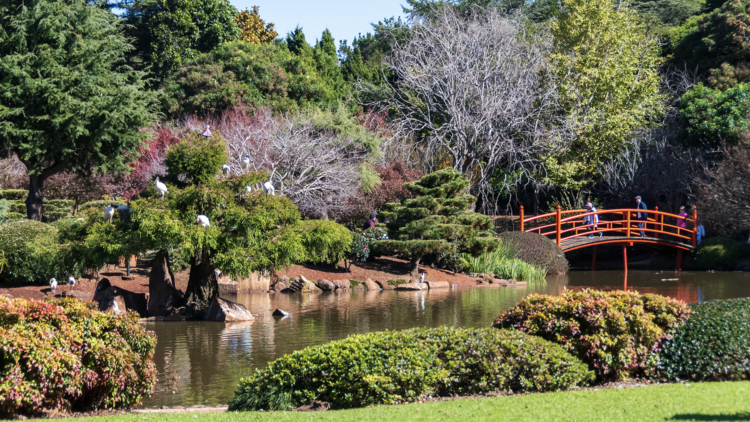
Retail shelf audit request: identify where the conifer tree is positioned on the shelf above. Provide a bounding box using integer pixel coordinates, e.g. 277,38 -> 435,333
373,168 -> 499,277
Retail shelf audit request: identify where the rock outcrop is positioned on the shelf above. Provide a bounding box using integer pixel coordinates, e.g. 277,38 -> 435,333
93,278 -> 148,317
395,283 -> 424,291
362,278 -> 381,290
316,279 -> 335,292
204,297 -> 255,322
425,280 -> 450,289
284,276 -> 322,293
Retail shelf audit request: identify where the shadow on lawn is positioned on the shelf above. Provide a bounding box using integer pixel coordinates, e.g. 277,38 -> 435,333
669,413 -> 750,421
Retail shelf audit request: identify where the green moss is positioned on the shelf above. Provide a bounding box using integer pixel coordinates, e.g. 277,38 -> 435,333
349,279 -> 362,288
387,279 -> 408,286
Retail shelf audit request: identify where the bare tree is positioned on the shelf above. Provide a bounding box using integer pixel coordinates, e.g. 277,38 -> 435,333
369,6 -> 574,212
216,109 -> 367,219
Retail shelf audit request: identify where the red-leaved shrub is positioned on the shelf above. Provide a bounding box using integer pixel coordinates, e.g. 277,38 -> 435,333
0,298 -> 156,416
493,289 -> 691,380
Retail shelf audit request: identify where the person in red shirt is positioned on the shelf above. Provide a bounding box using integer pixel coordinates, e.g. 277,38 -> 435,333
362,212 -> 378,232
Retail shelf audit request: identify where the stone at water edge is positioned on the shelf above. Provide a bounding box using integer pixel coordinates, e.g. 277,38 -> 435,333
316,279 -> 335,292
382,284 -> 396,290
270,281 -> 289,292
396,283 -> 423,291
272,309 -> 290,317
93,278 -> 149,317
425,280 -> 450,289
352,284 -> 365,292
299,275 -> 322,292
332,279 -> 351,290
204,297 -> 255,322
362,278 -> 381,290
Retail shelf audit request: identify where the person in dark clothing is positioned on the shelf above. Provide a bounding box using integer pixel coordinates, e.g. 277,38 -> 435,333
635,196 -> 647,237
362,212 -> 378,232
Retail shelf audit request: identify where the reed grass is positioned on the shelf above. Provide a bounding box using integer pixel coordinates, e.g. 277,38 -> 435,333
462,241 -> 546,283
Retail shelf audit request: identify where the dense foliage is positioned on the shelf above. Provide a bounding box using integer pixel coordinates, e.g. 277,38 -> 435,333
0,0 -> 157,220
294,220 -> 352,265
235,6 -> 277,44
494,290 -> 692,380
229,326 -> 593,411
656,298 -> 750,381
462,244 -> 547,283
497,231 -> 569,274
373,168 -> 499,276
0,298 -> 156,416
0,221 -> 80,284
163,132 -> 229,185
679,83 -> 750,147
692,237 -> 750,270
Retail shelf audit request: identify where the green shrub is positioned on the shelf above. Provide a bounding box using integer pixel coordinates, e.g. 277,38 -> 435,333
693,237 -> 750,270
0,221 -> 70,284
5,212 -> 24,220
494,289 -> 691,380
44,199 -> 75,208
656,298 -> 750,382
498,232 -> 569,274
79,200 -> 125,211
164,132 -> 229,185
295,220 -> 352,265
347,232 -> 370,262
9,200 -> 25,214
0,298 -> 156,416
1,190 -> 28,200
462,241 -> 547,283
229,327 -> 593,411
43,211 -> 70,222
388,279 -> 408,286
349,279 -> 362,288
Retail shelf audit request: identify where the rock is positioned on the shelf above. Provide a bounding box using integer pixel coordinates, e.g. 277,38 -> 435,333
271,281 -> 289,292
140,314 -> 188,322
396,283 -> 423,291
217,282 -> 238,296
272,309 -> 290,317
352,284 -> 365,292
294,400 -> 331,412
121,275 -> 135,281
204,297 -> 255,322
93,278 -> 148,317
333,279 -> 351,290
363,278 -> 381,290
58,290 -> 92,301
374,279 -> 388,288
382,284 -> 396,290
425,280 -> 450,289
316,279 -> 335,292
285,276 -> 323,293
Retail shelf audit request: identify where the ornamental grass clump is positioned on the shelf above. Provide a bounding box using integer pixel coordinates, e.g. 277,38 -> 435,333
493,289 -> 691,380
656,298 -> 750,382
229,326 -> 593,411
0,298 -> 156,417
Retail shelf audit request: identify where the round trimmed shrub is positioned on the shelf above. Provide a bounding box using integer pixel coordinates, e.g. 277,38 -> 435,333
0,190 -> 28,201
295,220 -> 352,265
692,237 -> 750,270
229,326 -> 593,411
656,298 -> 750,382
498,231 -> 568,274
494,289 -> 692,380
0,221 -> 64,284
0,298 -> 156,416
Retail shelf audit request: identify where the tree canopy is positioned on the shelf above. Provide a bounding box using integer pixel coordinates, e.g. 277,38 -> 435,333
0,0 -> 157,220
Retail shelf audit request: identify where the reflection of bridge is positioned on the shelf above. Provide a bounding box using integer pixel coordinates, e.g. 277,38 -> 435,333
519,206 -> 698,272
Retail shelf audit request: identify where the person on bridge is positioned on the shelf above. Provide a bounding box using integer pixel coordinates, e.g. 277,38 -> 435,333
583,203 -> 602,239
676,206 -> 689,235
696,218 -> 705,244
635,196 -> 648,237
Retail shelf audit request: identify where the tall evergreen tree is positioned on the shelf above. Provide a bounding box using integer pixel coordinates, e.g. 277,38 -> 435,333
373,168 -> 499,277
0,0 -> 157,221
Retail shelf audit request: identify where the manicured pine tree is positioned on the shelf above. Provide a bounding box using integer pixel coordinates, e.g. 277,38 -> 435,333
373,168 -> 499,277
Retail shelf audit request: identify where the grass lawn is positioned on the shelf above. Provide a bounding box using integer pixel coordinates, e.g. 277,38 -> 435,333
61,381 -> 750,422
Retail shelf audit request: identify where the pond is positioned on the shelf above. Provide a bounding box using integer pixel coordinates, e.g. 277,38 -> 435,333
140,270 -> 750,408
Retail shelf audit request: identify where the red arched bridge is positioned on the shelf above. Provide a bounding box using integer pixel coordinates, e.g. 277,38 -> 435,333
519,206 -> 698,271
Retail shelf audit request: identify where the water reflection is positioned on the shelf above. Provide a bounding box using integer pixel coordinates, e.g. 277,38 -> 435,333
140,270 -> 750,408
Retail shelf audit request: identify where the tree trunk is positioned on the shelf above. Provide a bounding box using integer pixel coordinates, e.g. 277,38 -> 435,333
148,250 -> 183,317
26,175 -> 45,221
408,255 -> 422,278
182,248 -> 219,308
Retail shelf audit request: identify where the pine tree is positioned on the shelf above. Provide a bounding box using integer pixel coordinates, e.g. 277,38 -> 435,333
373,168 -> 499,277
0,0 -> 157,221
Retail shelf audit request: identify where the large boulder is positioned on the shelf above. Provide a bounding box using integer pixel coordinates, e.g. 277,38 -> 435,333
425,281 -> 450,289
270,280 -> 289,293
285,276 -> 322,293
317,279 -> 335,292
204,297 -> 255,322
332,279 -> 351,290
362,278 -> 381,290
396,283 -> 424,291
93,278 -> 148,317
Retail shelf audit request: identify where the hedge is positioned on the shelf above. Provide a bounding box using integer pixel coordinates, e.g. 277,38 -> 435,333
295,220 -> 352,265
494,289 -> 691,380
229,327 -> 593,411
692,237 -> 750,270
0,190 -> 28,201
656,298 -> 750,382
0,298 -> 156,416
5,213 -> 24,221
498,232 -> 569,274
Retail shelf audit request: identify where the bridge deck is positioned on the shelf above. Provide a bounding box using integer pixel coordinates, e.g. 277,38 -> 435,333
560,235 -> 694,252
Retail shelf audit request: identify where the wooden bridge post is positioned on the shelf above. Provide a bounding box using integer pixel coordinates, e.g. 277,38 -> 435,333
626,210 -> 631,238
623,245 -> 628,276
654,206 -> 659,239
692,207 -> 698,247
676,250 -> 684,271
556,205 -> 562,246
520,206 -> 524,232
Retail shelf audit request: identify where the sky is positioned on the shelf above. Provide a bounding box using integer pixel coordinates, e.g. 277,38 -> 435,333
231,0 -> 408,47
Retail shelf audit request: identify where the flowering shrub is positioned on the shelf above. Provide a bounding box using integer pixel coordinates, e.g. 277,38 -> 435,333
656,298 -> 750,381
229,326 -> 593,411
0,298 -> 156,416
493,289 -> 691,380
347,232 -> 370,262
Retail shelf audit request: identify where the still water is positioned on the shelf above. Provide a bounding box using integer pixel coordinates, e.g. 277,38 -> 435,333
140,270 -> 750,408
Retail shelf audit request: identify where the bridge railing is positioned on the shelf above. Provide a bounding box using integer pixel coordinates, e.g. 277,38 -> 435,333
519,206 -> 698,247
